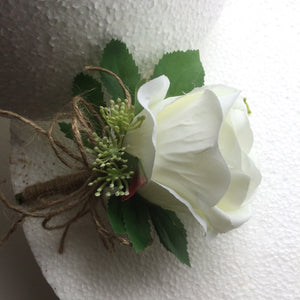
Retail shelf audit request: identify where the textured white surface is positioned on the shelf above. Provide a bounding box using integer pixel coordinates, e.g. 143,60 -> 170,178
0,0 -> 225,119
0,119 -> 58,300
4,0 -> 300,299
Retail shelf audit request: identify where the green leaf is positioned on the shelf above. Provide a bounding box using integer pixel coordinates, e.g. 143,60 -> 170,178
58,122 -> 73,140
149,203 -> 190,266
100,39 -> 141,103
72,72 -> 104,136
59,73 -> 104,145
58,122 -> 93,149
107,196 -> 126,234
72,72 -> 104,107
151,50 -> 205,98
123,152 -> 139,173
123,195 -> 151,253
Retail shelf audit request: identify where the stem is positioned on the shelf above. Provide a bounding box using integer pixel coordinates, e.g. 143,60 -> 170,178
17,171 -> 89,203
243,98 -> 252,114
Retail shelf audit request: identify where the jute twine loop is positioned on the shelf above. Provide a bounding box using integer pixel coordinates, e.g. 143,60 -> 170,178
0,66 -> 133,252
85,66 -> 132,107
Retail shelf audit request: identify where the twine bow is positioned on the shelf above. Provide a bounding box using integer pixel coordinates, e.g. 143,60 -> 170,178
0,67 -> 133,252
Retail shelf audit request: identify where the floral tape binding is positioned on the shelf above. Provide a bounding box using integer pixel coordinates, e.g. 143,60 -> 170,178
0,66 -> 134,253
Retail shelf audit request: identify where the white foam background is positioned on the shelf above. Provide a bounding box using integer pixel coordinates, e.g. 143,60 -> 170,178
1,0 -> 300,299
0,0 -> 225,119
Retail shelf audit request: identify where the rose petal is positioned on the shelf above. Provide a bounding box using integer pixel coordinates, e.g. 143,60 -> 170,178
139,180 -> 207,232
206,92 -> 261,232
125,76 -> 170,180
241,151 -> 262,203
216,170 -> 250,210
218,104 -> 262,207
137,75 -> 171,118
205,85 -> 241,117
151,89 -> 231,209
204,204 -> 252,233
218,120 -> 242,169
229,103 -> 253,154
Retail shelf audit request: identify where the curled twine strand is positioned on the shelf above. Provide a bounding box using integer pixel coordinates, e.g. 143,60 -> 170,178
85,66 -> 132,106
0,66 -> 132,252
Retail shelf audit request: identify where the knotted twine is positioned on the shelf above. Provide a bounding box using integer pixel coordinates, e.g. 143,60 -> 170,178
0,66 -> 133,252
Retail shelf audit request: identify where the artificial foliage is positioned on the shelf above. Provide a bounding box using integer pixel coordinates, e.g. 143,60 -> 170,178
58,39 -> 206,265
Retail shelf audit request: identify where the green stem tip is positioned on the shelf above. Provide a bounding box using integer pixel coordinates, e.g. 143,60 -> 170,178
243,97 -> 252,114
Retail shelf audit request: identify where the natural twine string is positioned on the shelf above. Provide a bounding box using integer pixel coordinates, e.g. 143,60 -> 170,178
0,66 -> 132,252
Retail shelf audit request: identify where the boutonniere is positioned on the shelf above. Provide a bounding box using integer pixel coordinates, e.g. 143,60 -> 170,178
0,40 -> 261,266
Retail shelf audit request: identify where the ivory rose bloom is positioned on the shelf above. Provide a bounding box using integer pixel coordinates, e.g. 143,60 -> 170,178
125,75 -> 261,234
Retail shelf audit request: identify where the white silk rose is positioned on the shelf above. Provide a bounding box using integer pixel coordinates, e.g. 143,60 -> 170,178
125,75 -> 261,234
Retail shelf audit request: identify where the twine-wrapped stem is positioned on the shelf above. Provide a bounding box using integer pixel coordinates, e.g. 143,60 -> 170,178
0,66 -> 134,252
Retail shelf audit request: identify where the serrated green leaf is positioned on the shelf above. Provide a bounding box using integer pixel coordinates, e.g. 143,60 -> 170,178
107,196 -> 126,234
123,195 -> 151,253
149,204 -> 190,266
100,39 -> 141,103
58,122 -> 73,140
151,50 -> 205,98
72,72 -> 104,107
